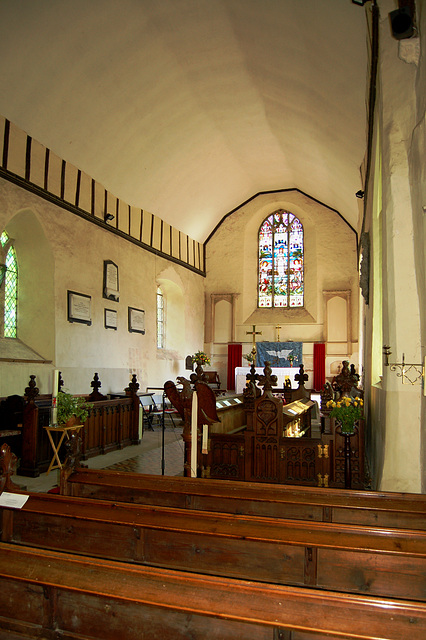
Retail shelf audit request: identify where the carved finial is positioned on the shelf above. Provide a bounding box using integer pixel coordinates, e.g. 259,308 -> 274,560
294,364 -> 308,388
333,361 -> 358,397
91,373 -> 101,395
24,375 -> 39,403
89,372 -> 106,401
126,374 -> 140,396
320,381 -> 334,413
256,361 -> 278,396
63,433 -> 83,472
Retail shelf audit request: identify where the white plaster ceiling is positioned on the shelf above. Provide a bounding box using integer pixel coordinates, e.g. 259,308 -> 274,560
0,0 -> 368,242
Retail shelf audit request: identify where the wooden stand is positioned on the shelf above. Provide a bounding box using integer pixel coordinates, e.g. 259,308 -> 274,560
44,424 -> 83,474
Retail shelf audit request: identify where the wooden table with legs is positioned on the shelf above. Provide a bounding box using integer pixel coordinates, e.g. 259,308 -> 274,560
44,424 -> 83,474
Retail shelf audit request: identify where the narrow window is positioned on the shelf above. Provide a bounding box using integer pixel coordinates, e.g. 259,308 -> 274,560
156,286 -> 164,348
258,210 -> 304,308
1,231 -> 18,337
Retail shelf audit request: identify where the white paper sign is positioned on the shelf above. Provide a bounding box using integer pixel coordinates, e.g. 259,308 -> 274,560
0,492 -> 29,509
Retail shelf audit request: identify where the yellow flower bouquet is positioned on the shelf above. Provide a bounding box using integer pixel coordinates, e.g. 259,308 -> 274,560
192,350 -> 211,366
326,395 -> 363,434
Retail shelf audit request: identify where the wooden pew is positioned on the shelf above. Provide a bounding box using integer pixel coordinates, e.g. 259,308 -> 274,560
61,466 -> 426,531
0,542 -> 425,640
1,489 -> 426,602
16,373 -> 141,477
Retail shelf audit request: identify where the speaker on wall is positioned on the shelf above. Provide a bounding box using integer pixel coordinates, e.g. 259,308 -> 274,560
389,6 -> 415,40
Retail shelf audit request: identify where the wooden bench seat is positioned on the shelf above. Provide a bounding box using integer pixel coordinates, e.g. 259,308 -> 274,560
1,490 -> 426,602
61,467 -> 426,530
0,542 -> 425,640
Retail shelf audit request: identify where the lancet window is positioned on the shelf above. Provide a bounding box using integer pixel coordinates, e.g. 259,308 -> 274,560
258,210 -> 304,308
156,286 -> 164,348
1,231 -> 18,337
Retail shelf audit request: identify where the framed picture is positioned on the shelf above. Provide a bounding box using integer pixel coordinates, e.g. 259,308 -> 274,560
103,260 -> 119,302
104,308 -> 117,330
128,306 -> 145,334
67,291 -> 92,325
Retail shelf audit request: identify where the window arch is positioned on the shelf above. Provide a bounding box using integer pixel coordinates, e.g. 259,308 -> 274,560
258,210 -> 304,308
1,231 -> 18,337
156,285 -> 164,348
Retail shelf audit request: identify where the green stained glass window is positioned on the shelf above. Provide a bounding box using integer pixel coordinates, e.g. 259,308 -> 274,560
258,210 -> 304,308
1,231 -> 18,337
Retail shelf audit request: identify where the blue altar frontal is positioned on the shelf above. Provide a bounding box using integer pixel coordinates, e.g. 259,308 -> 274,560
256,341 -> 303,368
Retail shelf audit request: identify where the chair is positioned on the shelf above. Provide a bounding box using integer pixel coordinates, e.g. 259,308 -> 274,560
139,395 -> 156,432
152,394 -> 181,429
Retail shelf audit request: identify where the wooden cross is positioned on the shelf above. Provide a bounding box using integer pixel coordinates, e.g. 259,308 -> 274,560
246,325 -> 262,350
275,325 -> 282,342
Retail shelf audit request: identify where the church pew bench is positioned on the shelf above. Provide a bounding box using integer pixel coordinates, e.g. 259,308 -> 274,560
0,542 -> 425,640
60,467 -> 426,530
1,490 -> 426,602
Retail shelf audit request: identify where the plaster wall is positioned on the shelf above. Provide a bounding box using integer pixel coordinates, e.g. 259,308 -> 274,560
0,178 -> 205,398
205,191 -> 359,385
365,0 -> 425,492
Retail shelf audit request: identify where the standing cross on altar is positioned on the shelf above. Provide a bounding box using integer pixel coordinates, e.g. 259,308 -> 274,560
246,324 -> 262,359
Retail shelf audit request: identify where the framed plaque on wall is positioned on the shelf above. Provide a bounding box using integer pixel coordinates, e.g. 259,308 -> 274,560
67,291 -> 92,325
104,308 -> 117,330
128,307 -> 145,334
103,260 -> 119,302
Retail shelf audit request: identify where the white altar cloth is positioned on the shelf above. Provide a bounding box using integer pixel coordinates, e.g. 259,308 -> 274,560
235,367 -> 306,395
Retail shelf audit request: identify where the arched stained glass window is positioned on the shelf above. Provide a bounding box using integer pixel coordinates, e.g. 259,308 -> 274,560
258,210 -> 304,308
1,231 -> 18,337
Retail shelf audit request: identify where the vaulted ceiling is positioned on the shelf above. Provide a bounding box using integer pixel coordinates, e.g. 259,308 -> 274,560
0,0 -> 368,242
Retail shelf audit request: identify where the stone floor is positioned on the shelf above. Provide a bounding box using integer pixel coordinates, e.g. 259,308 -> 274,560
11,424 -> 185,493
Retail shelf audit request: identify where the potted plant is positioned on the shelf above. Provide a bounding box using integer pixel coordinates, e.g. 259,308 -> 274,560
57,390 -> 92,427
326,395 -> 364,434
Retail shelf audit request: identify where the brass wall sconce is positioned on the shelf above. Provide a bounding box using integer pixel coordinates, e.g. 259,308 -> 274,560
383,345 -> 424,387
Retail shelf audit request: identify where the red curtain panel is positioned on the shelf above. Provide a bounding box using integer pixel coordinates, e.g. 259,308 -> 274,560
313,342 -> 326,391
227,343 -> 242,390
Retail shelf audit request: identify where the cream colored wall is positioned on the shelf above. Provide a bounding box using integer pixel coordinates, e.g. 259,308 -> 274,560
363,0 -> 425,493
0,178 -> 205,398
205,191 -> 359,386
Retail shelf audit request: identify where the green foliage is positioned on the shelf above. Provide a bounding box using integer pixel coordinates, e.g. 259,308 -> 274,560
57,391 -> 93,425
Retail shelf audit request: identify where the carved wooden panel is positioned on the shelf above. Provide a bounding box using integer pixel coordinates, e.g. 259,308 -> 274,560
279,439 -> 321,486
209,435 -> 245,481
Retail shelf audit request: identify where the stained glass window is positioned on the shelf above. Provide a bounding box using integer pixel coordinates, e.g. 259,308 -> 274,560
1,231 -> 18,337
156,286 -> 164,348
258,210 -> 304,308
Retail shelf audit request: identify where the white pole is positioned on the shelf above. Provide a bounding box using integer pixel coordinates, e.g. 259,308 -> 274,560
191,390 -> 198,477
52,369 -> 59,425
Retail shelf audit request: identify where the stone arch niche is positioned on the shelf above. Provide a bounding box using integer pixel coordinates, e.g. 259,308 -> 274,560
323,290 -> 353,377
4,208 -> 55,360
156,276 -> 185,354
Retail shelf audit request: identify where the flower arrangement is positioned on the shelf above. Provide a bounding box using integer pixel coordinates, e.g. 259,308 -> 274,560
57,391 -> 93,425
326,395 -> 364,434
192,350 -> 211,366
243,352 -> 255,364
288,354 -> 296,365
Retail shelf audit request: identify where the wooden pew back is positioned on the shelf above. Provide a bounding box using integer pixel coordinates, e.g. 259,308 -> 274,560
61,467 -> 426,531
1,489 -> 426,602
0,542 -> 425,640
